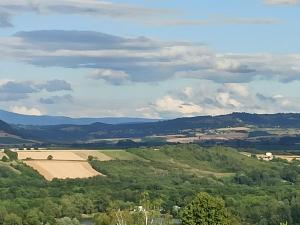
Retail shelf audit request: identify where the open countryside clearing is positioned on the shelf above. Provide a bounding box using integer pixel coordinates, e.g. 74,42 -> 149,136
16,149 -> 237,181
18,151 -> 85,161
240,151 -> 300,162
17,150 -> 114,161
17,150 -> 117,180
16,149 -> 135,180
24,160 -> 101,181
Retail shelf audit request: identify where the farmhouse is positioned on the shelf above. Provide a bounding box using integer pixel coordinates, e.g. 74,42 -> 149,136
258,152 -> 273,161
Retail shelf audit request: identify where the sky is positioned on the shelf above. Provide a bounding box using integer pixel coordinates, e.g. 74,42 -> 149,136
0,0 -> 299,118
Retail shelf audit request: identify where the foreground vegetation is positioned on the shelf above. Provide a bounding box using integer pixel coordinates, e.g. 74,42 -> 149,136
0,144 -> 300,224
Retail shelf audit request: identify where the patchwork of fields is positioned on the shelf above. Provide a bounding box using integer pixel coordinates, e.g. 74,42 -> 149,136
2,147 -> 300,181
17,150 -> 139,161
14,149 -> 138,180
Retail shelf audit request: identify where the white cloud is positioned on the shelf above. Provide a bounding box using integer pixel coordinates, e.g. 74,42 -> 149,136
136,107 -> 161,119
90,69 -> 130,85
223,83 -> 250,98
216,92 -> 242,108
0,0 -> 170,27
154,95 -> 203,115
10,106 -> 42,116
39,94 -> 73,105
2,30 -> 300,85
264,0 -> 300,5
0,0 -> 281,28
0,79 -> 72,102
0,79 -> 12,85
215,58 -> 255,73
142,82 -> 300,118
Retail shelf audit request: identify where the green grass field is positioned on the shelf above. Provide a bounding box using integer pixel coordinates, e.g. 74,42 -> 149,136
99,150 -> 145,161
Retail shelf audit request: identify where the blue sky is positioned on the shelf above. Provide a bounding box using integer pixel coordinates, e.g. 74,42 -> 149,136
0,0 -> 299,118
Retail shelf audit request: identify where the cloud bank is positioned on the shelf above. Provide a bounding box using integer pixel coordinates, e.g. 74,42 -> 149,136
0,79 -> 72,102
264,0 -> 300,5
0,0 -> 170,27
1,30 -> 299,86
139,83 -> 300,118
0,0 -> 281,28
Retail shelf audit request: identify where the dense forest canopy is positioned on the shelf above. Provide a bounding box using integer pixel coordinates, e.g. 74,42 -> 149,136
0,144 -> 299,224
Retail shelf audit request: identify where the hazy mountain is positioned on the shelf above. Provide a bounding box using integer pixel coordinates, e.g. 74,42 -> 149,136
0,109 -> 158,125
17,112 -> 300,143
0,120 -> 16,135
0,120 -> 33,145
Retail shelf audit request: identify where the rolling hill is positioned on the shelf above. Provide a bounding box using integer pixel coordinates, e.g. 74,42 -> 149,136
0,120 -> 17,135
15,112 -> 300,144
0,120 -> 36,145
0,109 -> 158,125
2,144 -> 298,224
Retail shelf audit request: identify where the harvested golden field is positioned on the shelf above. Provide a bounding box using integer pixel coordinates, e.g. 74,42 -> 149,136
17,150 -> 115,161
71,150 -> 112,161
17,149 -> 141,181
24,160 -> 101,181
17,151 -> 85,161
275,155 -> 300,162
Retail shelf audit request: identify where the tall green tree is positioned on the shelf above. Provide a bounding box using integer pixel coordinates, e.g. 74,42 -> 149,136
180,192 -> 231,225
3,150 -> 18,161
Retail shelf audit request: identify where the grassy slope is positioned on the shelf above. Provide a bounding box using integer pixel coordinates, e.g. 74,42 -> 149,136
92,145 -> 275,186
91,145 -> 295,225
125,145 -> 272,177
1,145 -> 298,225
100,150 -> 145,161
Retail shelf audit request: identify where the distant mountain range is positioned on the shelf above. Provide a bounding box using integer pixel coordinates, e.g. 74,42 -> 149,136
0,109 -> 158,125
0,120 -> 16,135
13,112 -> 300,144
2,112 -> 300,145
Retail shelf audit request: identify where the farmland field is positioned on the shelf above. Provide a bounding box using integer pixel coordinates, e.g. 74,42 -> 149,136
17,151 -> 85,161
240,151 -> 300,162
24,160 -> 101,180
17,150 -> 107,180
16,149 -> 141,161
99,150 -> 144,160
2,144 -> 300,224
274,154 -> 300,162
15,149 -> 146,180
72,150 -> 112,161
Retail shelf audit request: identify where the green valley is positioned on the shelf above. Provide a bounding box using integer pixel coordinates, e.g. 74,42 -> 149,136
0,145 -> 299,224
